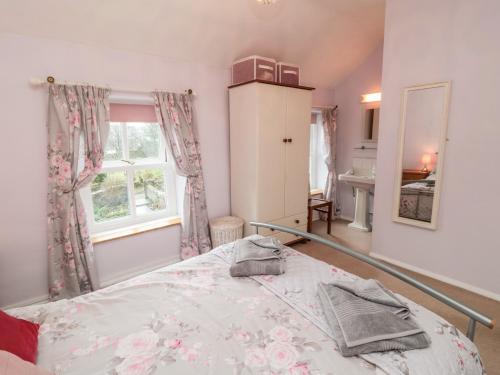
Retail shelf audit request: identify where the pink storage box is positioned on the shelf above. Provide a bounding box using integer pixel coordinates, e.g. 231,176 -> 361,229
232,55 -> 276,85
277,62 -> 300,85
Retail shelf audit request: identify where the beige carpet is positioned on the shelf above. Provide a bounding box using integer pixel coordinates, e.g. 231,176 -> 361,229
313,219 -> 372,254
293,220 -> 500,375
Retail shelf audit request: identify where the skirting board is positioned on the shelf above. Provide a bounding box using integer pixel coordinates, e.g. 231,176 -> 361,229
99,258 -> 179,288
2,258 -> 179,310
370,252 -> 500,302
2,294 -> 50,311
339,215 -> 354,222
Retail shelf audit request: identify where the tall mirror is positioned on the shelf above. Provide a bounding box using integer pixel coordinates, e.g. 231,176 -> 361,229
393,82 -> 450,229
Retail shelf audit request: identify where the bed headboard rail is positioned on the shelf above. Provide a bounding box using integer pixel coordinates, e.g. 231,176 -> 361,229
250,222 -> 495,341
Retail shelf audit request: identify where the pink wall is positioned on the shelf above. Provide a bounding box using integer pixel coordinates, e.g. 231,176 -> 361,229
312,88 -> 335,108
372,0 -> 500,298
333,45 -> 384,220
0,33 -> 231,307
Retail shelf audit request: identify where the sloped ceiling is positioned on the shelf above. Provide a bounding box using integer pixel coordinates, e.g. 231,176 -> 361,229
0,0 -> 385,88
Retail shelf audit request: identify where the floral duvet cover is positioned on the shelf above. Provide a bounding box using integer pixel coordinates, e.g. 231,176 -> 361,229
8,238 -> 484,375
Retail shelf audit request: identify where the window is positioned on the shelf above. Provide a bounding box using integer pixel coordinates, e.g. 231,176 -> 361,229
81,119 -> 177,234
309,111 -> 328,191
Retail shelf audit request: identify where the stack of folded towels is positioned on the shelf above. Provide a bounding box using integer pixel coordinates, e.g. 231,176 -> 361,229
317,279 -> 431,356
230,237 -> 285,277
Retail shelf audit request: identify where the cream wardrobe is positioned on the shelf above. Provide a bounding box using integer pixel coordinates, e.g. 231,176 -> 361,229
229,80 -> 313,244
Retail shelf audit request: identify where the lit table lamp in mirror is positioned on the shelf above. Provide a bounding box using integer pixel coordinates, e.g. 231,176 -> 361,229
421,153 -> 432,173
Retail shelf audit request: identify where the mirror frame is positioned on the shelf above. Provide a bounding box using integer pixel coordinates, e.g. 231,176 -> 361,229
392,81 -> 451,230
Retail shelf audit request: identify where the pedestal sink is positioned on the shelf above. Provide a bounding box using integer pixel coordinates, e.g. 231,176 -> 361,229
338,170 -> 375,232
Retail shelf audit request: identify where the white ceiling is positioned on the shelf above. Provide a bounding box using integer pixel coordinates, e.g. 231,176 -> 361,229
0,0 -> 385,88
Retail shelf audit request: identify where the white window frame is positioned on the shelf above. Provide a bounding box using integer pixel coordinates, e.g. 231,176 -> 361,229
81,121 -> 178,235
309,110 -> 324,191
309,118 -> 319,190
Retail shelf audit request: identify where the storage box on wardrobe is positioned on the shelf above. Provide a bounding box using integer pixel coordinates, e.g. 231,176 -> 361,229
277,62 -> 300,85
232,55 -> 276,85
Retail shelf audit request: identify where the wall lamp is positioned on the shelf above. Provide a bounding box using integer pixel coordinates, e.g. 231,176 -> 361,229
360,92 -> 382,103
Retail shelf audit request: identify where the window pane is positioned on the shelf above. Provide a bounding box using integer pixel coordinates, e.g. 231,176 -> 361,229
309,115 -> 327,190
104,123 -> 124,161
134,168 -> 166,215
309,122 -> 315,189
127,123 -> 161,160
91,171 -> 130,222
316,121 -> 328,188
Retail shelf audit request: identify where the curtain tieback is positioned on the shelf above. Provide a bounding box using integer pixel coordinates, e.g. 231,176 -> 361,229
185,171 -> 201,178
62,182 -> 79,194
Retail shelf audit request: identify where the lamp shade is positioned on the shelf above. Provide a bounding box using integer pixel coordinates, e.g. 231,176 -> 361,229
421,154 -> 432,165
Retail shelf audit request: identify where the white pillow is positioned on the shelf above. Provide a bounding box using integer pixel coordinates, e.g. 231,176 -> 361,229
425,172 -> 436,181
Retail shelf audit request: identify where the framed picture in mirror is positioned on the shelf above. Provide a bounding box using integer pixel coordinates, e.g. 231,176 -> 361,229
393,81 -> 451,230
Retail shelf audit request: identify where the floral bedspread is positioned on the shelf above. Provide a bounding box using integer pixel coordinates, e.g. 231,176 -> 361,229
213,238 -> 484,375
8,238 -> 484,375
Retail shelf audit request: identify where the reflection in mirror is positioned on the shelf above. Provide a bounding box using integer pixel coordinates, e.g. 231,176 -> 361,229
393,82 -> 450,229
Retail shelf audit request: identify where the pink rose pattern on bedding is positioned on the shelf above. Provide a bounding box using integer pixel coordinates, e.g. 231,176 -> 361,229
8,239 -> 484,375
214,240 -> 485,375
8,255 -> 375,374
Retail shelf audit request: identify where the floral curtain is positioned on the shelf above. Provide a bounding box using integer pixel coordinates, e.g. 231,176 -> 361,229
321,107 -> 338,218
153,92 -> 211,259
47,85 -> 110,300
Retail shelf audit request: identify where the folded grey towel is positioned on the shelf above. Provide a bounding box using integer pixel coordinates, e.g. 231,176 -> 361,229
333,278 -> 411,320
317,280 -> 431,356
230,258 -> 285,277
234,237 -> 283,263
230,238 -> 285,277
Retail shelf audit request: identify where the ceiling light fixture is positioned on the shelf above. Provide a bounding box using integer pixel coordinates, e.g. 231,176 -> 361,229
256,0 -> 277,4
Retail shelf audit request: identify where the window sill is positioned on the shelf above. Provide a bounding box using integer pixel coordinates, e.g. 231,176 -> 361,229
91,216 -> 181,244
310,188 -> 323,196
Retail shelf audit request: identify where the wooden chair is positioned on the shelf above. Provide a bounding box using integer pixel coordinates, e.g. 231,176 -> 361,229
307,197 -> 333,234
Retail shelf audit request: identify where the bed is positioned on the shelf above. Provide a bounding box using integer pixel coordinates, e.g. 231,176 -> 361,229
399,180 -> 435,222
8,226 -> 491,375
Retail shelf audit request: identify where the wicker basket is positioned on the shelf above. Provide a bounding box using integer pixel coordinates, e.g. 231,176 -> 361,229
209,216 -> 245,248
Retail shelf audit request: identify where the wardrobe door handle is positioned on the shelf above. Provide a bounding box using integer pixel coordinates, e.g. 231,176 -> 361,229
287,138 -> 292,143
282,138 -> 288,143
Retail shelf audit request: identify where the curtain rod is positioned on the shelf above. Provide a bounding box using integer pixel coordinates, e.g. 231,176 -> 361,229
29,76 -> 197,96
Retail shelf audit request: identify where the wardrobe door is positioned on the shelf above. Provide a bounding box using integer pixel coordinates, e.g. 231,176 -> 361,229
256,85 -> 286,222
229,84 -> 259,235
284,88 -> 311,217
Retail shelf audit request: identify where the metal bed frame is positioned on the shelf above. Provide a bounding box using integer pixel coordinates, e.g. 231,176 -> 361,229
251,222 -> 495,342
